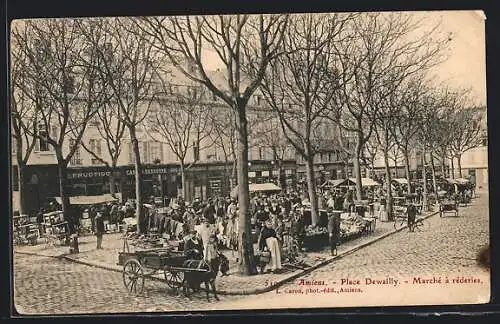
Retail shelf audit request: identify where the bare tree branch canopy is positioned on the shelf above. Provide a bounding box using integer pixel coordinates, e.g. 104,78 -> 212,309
260,13 -> 354,226
335,12 -> 448,201
76,17 -> 161,233
136,14 -> 288,275
11,19 -> 107,222
147,80 -> 215,199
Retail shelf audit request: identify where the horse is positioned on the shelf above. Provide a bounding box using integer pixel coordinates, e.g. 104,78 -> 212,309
181,254 -> 222,301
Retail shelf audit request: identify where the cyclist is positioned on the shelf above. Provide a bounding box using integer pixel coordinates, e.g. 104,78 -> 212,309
407,203 -> 417,232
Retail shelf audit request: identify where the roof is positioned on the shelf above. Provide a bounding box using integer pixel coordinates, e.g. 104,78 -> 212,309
349,177 -> 381,187
54,193 -> 120,205
392,178 -> 408,185
231,183 -> 282,197
321,179 -> 355,188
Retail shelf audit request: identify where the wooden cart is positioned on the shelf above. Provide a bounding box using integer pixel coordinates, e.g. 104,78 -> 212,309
120,248 -> 210,296
439,199 -> 459,217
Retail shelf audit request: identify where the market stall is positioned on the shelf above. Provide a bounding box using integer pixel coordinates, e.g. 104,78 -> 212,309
13,214 -> 39,245
230,183 -> 282,199
42,211 -> 70,246
55,193 -> 121,234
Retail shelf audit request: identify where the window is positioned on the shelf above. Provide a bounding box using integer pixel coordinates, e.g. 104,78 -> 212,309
149,141 -> 163,162
256,95 -> 261,105
37,123 -> 49,151
64,68 -> 75,94
193,141 -> 200,161
212,92 -> 217,101
69,139 -> 82,165
328,152 -> 333,162
142,141 -> 150,163
128,142 -> 135,163
104,42 -> 113,62
89,139 -> 102,156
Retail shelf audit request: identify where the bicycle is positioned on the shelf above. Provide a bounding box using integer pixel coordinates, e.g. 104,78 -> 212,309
393,214 -> 429,232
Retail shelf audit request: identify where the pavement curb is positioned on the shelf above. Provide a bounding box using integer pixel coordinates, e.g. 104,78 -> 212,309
225,209 -> 440,295
48,209 -> 439,296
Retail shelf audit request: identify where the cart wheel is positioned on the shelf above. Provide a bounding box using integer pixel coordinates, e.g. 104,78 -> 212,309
164,268 -> 184,289
123,259 -> 145,296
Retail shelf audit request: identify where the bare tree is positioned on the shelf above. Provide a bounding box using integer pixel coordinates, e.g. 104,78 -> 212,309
252,115 -> 292,188
363,135 -> 379,179
209,108 -> 238,192
336,12 -> 447,201
147,81 -> 214,200
394,77 -> 428,194
11,19 -> 107,226
447,94 -> 483,178
10,38 -> 38,215
373,76 -> 403,220
80,103 -> 127,199
76,18 -> 160,233
137,14 -> 288,275
259,13 -> 352,226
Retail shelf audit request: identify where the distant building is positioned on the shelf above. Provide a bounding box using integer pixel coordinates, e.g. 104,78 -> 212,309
11,67 -> 349,213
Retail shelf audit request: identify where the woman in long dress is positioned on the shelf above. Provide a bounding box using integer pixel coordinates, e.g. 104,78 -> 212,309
257,220 -> 282,273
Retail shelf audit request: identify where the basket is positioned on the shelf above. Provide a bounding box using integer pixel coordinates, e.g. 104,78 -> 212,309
256,251 -> 271,263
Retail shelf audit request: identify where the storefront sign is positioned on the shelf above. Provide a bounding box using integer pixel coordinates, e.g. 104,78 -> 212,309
125,168 -> 168,176
67,171 -> 111,179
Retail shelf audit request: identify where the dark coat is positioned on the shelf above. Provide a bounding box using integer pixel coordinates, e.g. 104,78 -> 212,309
95,215 -> 105,235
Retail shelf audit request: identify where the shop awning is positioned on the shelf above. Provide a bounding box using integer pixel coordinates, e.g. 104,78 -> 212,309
231,183 -> 282,198
55,193 -> 120,205
392,178 -> 409,185
454,178 -> 470,184
321,179 -> 355,188
349,177 -> 381,187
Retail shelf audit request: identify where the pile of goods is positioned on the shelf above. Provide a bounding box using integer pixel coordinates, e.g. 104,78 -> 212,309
305,225 -> 328,237
339,213 -> 368,240
126,233 -> 163,249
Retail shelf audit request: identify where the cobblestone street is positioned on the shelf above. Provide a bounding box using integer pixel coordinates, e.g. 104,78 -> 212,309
13,191 -> 490,314
213,190 -> 491,310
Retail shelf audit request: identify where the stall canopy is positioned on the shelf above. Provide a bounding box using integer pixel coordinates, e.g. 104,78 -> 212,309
392,178 -> 409,185
349,177 -> 381,187
231,183 -> 282,198
321,179 -> 355,188
446,178 -> 469,185
55,193 -> 120,205
454,178 -> 470,185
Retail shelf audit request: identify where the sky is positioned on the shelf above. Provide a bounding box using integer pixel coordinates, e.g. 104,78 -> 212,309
200,10 -> 487,105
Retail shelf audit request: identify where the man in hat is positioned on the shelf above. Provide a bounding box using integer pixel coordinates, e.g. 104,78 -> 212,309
407,202 -> 417,232
95,211 -> 105,249
184,230 -> 203,259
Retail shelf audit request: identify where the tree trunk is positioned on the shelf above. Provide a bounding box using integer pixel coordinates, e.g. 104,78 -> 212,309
353,135 -> 363,201
235,103 -> 256,276
129,127 -> 144,234
430,153 -> 437,194
17,163 -> 27,215
304,151 -> 319,226
422,148 -> 428,212
450,157 -> 455,180
383,149 -> 393,221
109,167 -> 116,197
55,151 -> 71,232
403,149 -> 412,194
457,154 -> 463,178
441,156 -> 446,178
